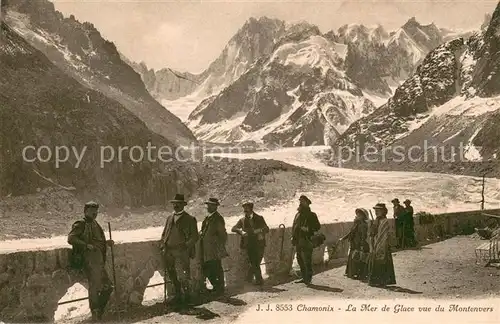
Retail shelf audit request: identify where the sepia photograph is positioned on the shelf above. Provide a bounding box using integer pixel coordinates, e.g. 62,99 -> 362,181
0,0 -> 499,323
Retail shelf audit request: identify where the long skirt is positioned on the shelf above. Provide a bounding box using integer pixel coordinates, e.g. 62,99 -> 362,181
367,249 -> 396,286
345,249 -> 368,280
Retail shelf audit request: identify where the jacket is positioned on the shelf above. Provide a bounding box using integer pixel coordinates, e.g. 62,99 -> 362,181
200,211 -> 229,261
160,210 -> 199,258
291,207 -> 321,247
231,213 -> 270,249
67,219 -> 107,269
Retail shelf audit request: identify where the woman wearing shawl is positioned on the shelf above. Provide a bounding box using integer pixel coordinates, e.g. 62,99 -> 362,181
367,203 -> 396,287
339,208 -> 370,280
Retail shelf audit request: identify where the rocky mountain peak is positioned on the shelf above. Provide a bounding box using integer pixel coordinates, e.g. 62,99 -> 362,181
481,13 -> 493,31
400,16 -> 443,50
273,21 -> 322,49
402,16 -> 419,29
333,2 -> 500,169
335,23 -> 388,44
227,16 -> 285,48
471,1 -> 500,96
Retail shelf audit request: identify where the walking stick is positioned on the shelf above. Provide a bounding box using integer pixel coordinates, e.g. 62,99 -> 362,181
107,222 -> 118,299
368,210 -> 374,252
163,263 -> 167,305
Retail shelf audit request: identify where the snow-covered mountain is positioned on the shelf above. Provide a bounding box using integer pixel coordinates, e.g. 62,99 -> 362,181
3,0 -> 196,146
331,18 -> 475,98
333,2 -> 500,173
334,23 -> 390,44
187,27 -> 376,146
195,17 -> 288,98
184,16 -> 471,145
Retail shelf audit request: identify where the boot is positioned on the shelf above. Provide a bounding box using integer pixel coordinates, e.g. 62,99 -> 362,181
91,309 -> 101,322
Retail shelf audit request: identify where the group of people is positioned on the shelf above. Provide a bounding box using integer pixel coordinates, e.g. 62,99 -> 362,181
66,194 -> 414,321
67,194 -> 311,321
339,198 -> 417,287
158,194 -> 273,307
392,198 -> 417,249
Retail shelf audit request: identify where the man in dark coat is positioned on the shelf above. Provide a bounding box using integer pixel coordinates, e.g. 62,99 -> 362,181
392,198 -> 405,249
200,198 -> 228,296
402,199 -> 417,248
291,195 -> 320,285
67,201 -> 114,322
159,194 -> 199,307
231,202 -> 269,286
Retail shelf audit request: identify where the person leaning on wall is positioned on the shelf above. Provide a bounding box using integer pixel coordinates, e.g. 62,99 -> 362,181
231,201 -> 270,286
67,201 -> 114,322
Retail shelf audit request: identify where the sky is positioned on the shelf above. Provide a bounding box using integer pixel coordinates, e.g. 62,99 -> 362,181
50,0 -> 498,74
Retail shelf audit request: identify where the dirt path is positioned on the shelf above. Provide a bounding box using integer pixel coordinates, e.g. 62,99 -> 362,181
83,235 -> 498,324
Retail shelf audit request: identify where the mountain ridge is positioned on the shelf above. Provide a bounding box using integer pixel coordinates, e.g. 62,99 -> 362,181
180,15 -> 472,144
329,2 -> 500,175
0,20 -> 199,207
3,0 -> 196,146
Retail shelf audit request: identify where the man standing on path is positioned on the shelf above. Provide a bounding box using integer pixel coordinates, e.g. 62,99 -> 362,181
159,194 -> 199,308
392,198 -> 405,249
232,202 -> 270,286
67,201 -> 114,322
403,199 -> 417,248
200,198 -> 229,296
291,195 -> 321,285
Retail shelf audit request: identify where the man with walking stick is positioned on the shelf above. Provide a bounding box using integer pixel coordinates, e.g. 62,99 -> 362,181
67,201 -> 114,322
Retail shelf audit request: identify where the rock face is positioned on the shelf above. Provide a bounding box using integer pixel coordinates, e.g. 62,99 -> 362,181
327,19 -> 470,96
333,2 -> 500,170
471,5 -> 500,97
196,17 -> 287,98
123,59 -> 201,101
3,0 -> 196,146
0,6 -> 199,206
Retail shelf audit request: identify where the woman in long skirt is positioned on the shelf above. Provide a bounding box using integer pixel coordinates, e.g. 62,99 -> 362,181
340,208 -> 370,280
367,203 -> 396,287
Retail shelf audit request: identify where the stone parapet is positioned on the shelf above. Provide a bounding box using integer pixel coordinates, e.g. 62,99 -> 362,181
0,209 -> 497,322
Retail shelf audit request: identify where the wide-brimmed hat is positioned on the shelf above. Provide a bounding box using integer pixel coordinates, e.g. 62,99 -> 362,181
170,194 -> 187,204
242,202 -> 254,208
355,208 -> 369,220
391,198 -> 400,204
403,199 -> 412,204
299,195 -> 312,204
204,198 -> 220,206
374,203 -> 387,210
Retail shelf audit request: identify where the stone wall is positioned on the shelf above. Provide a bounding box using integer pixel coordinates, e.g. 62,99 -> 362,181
0,209 -> 498,322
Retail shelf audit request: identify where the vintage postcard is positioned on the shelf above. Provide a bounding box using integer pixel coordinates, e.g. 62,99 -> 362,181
0,0 -> 499,323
